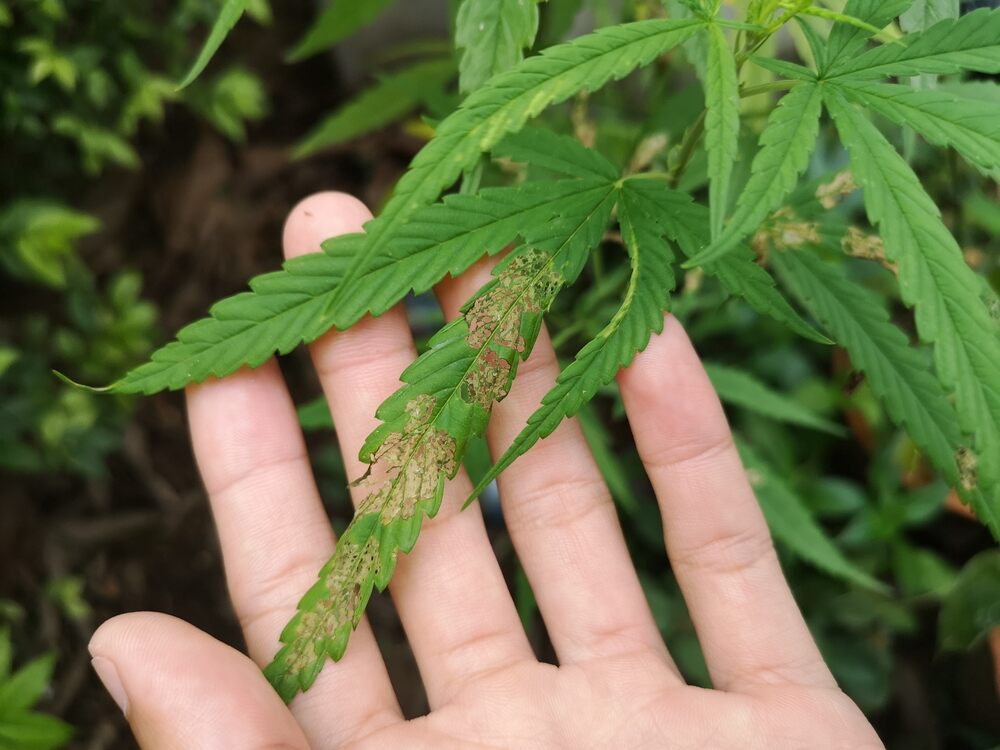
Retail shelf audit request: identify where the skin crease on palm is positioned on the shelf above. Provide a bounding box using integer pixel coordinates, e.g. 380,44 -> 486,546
86,191 -> 885,750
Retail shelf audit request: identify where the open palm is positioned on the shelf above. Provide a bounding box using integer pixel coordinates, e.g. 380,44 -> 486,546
89,192 -> 883,749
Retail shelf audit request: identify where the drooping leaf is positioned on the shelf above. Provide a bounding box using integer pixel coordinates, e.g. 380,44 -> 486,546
828,7 -> 1000,80
325,17 -> 706,322
455,0 -> 541,93
177,0 -> 247,89
466,182 -> 674,501
899,0 -> 959,33
293,58 -> 455,159
834,79 -> 1000,178
491,128 -> 618,181
704,362 -> 846,436
286,0 -> 399,62
771,249 -> 999,538
824,87 -> 1000,510
684,82 -> 822,267
265,221 -> 608,699
821,0 -> 913,72
704,22 -> 740,240
737,440 -> 885,591
622,179 -> 830,345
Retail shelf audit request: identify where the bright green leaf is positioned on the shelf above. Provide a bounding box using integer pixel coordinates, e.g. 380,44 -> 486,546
704,23 -> 740,240
824,87 -> 1000,516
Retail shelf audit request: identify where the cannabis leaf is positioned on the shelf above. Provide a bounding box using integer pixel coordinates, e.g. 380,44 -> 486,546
104,237 -> 360,394
266,217 -> 610,699
466,180 -> 674,500
833,80 -> 1000,179
623,179 -> 830,345
684,82 -> 822,267
704,21 -> 740,240
293,58 -> 456,159
326,17 -> 706,323
455,0 -> 541,93
104,172 -> 616,394
827,7 -> 1000,79
704,362 -> 845,436
177,0 -> 248,89
771,249 -> 999,537
824,88 -> 1000,505
737,440 -> 885,591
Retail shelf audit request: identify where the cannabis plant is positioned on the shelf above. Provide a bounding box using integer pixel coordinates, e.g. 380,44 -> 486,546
92,0 -> 1000,702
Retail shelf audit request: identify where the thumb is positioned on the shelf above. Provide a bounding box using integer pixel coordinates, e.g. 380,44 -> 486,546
89,613 -> 308,749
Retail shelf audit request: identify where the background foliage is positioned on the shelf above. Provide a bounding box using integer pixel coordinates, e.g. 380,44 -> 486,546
2,0 -> 998,748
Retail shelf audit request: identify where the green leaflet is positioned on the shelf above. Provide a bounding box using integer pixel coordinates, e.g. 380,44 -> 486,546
466,182 -> 674,502
105,176 -> 615,394
492,128 -> 618,181
293,58 -> 456,159
105,237 -> 360,394
827,7 -> 1000,79
622,179 -> 830,345
835,79 -> 1000,178
821,0 -> 913,72
824,87 -> 1000,507
737,440 -> 885,591
703,362 -> 846,436
177,0 -> 247,89
339,177 -> 618,321
286,0 -> 399,62
704,22 -> 740,240
266,196 -> 614,700
455,0 -> 541,93
684,82 -> 822,267
771,250 -> 1000,539
325,17 -> 706,322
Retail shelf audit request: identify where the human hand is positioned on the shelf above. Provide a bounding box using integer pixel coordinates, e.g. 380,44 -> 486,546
89,192 -> 884,749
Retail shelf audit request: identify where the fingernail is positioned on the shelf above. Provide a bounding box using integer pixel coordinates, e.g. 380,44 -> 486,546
91,656 -> 129,715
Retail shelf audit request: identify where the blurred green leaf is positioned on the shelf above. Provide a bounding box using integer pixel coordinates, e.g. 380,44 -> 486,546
892,540 -> 956,598
293,58 -> 455,158
189,67 -> 267,142
739,440 -> 886,592
0,654 -> 55,716
287,0 -> 400,62
177,0 -> 248,89
0,201 -> 99,287
938,549 -> 1000,651
0,711 -> 73,750
705,361 -> 846,436
45,577 -> 90,622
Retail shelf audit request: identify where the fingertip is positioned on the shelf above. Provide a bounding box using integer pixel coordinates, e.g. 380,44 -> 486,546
282,191 -> 372,259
